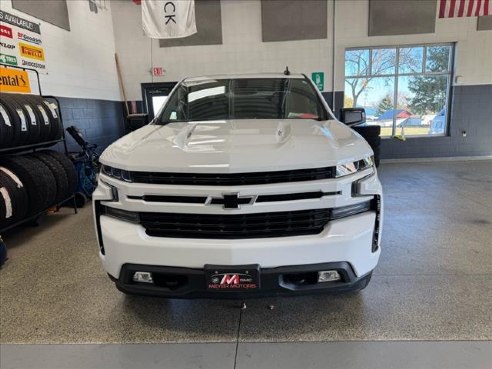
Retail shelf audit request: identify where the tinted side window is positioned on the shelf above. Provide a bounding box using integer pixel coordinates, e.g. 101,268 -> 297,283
285,79 -> 324,119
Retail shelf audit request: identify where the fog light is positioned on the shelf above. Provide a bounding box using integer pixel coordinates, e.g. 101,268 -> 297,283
318,270 -> 341,283
133,271 -> 153,284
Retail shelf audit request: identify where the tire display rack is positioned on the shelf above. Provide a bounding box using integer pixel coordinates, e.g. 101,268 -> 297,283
0,64 -> 77,235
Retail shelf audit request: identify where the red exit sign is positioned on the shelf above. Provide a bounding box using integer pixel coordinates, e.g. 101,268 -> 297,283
153,67 -> 165,77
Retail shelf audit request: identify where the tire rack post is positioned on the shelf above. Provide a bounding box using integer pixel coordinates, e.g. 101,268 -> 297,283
0,64 -> 78,237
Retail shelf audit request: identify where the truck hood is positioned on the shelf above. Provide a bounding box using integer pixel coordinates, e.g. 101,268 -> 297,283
100,119 -> 372,173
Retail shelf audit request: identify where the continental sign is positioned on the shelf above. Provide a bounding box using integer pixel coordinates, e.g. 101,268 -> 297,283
0,68 -> 31,93
0,53 -> 17,66
19,42 -> 45,62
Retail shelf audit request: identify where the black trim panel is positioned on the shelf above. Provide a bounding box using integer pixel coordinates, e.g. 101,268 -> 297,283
94,200 -> 105,255
112,262 -> 372,299
130,166 -> 336,186
256,191 -> 340,203
140,208 -> 332,239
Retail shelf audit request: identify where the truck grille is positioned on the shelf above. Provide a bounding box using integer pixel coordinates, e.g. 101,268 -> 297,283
140,208 -> 331,239
131,167 -> 336,186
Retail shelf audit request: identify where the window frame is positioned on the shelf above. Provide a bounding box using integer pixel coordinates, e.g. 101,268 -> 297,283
344,43 -> 455,138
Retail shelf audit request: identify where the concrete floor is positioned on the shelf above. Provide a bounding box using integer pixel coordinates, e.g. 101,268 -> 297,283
1,161 -> 491,350
2,342 -> 491,369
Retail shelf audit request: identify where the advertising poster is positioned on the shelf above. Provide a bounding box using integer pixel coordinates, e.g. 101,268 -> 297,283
0,10 -> 47,74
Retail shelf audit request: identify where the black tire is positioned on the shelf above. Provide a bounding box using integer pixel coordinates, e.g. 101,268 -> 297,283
41,99 -> 63,141
353,125 -> 381,138
0,167 -> 29,222
0,93 -> 30,146
23,95 -> 57,142
0,185 -> 6,224
0,156 -> 56,215
0,239 -> 7,267
29,156 -> 57,209
43,151 -> 77,196
8,94 -> 41,144
23,94 -> 51,143
34,152 -> 70,204
0,101 -> 15,149
0,105 -> 6,149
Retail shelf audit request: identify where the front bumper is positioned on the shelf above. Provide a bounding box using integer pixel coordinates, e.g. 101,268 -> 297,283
111,262 -> 372,299
93,166 -> 383,298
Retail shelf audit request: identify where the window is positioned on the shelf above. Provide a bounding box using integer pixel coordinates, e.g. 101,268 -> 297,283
141,82 -> 177,119
344,44 -> 453,137
152,96 -> 168,117
159,78 -> 331,123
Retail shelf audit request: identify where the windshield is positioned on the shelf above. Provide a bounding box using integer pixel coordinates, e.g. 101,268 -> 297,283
157,77 -> 331,123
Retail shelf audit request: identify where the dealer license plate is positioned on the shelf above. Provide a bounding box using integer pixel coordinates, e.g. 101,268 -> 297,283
205,265 -> 260,291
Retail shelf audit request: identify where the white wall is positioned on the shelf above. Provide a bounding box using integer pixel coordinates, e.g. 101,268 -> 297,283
111,0 -> 335,101
0,0 -> 121,100
111,0 -> 492,101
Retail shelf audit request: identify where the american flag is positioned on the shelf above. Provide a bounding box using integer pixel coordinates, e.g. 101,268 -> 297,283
439,0 -> 492,18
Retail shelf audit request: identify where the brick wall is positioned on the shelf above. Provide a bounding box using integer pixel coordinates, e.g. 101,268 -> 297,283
52,97 -> 125,154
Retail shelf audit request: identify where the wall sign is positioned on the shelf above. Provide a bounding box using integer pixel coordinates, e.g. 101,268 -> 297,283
0,53 -> 18,66
0,68 -> 31,93
152,67 -> 164,77
0,10 -> 47,74
311,72 -> 324,92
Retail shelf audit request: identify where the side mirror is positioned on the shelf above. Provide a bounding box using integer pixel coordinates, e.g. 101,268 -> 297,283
340,108 -> 366,126
125,113 -> 149,133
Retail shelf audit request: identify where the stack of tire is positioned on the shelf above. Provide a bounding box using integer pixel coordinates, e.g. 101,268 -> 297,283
352,126 -> 381,167
0,92 -> 63,149
0,151 -> 77,229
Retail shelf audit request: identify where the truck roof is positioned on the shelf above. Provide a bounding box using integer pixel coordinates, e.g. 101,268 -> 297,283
183,73 -> 306,82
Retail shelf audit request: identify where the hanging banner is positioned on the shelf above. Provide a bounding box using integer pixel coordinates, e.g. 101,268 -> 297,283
0,10 -> 47,74
0,68 -> 31,93
142,0 -> 197,39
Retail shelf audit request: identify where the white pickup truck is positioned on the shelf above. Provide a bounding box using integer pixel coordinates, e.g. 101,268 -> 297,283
93,73 -> 383,298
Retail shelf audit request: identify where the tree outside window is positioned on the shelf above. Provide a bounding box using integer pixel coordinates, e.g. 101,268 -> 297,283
344,44 -> 452,137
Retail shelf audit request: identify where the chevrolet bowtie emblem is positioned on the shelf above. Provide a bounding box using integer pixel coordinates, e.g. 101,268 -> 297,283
205,193 -> 257,209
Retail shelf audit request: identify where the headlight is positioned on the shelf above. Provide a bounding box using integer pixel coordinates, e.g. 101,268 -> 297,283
101,165 -> 132,182
335,156 -> 374,178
